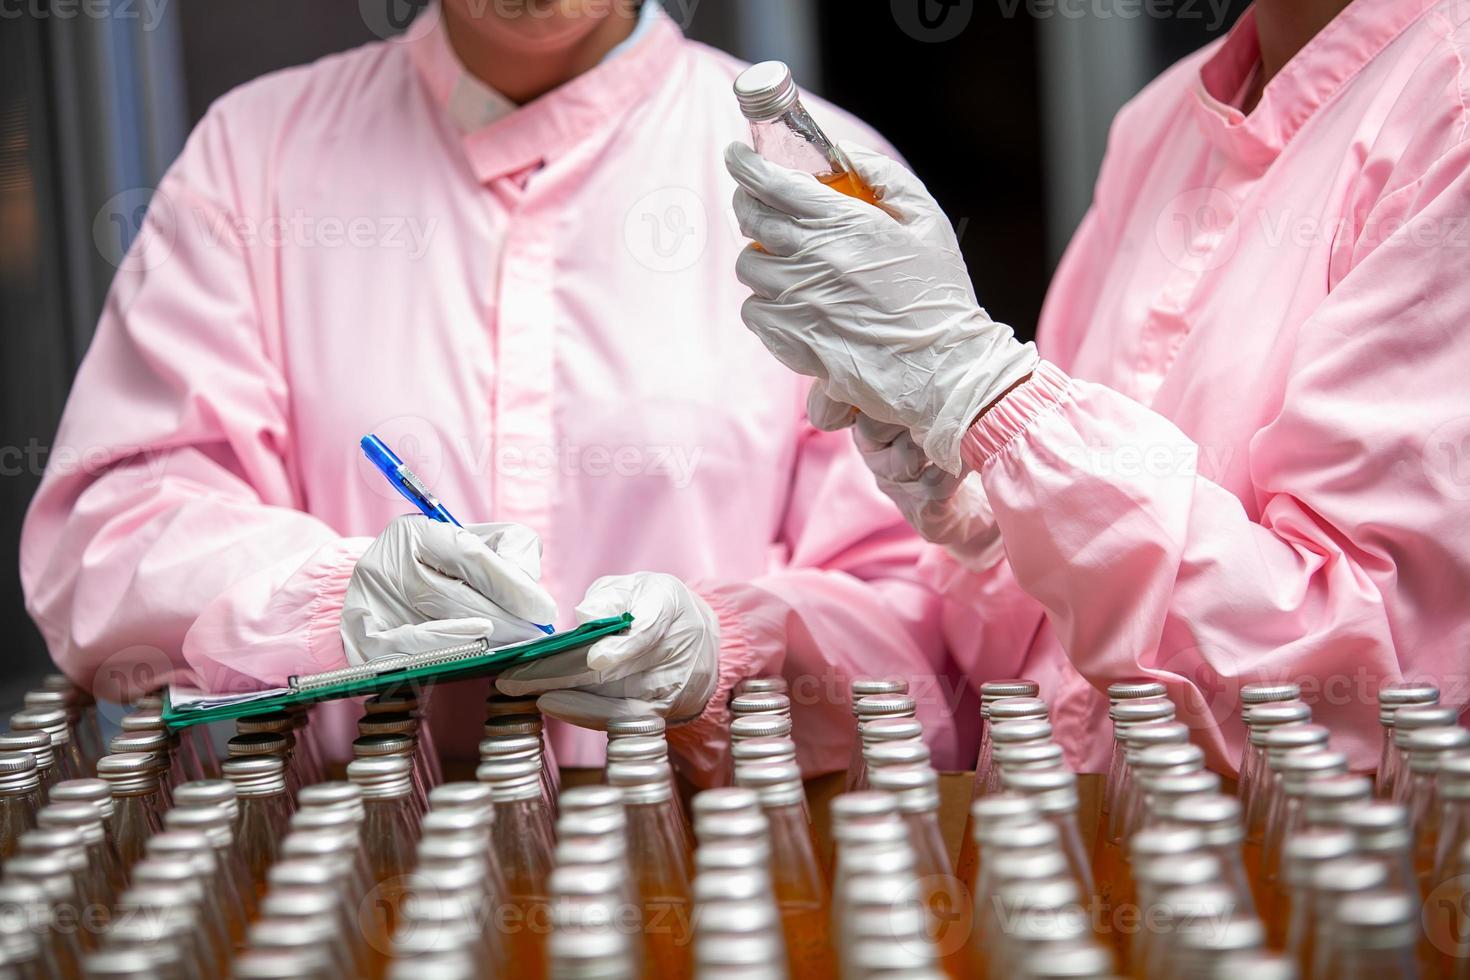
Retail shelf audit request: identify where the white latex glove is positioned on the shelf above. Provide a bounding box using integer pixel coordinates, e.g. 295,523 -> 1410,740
495,572 -> 719,728
727,140 -> 1040,474
341,516 -> 559,665
838,396 -> 1005,572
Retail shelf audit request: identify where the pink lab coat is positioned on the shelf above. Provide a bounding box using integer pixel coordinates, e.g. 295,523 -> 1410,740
930,0 -> 1470,775
19,7 -> 961,777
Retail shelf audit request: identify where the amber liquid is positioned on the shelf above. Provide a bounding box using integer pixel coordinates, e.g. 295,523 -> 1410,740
751,169 -> 882,253
819,170 -> 882,206
781,902 -> 836,980
1092,836 -> 1134,969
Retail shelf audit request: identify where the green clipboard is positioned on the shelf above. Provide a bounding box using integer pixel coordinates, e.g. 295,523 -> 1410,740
159,613 -> 633,731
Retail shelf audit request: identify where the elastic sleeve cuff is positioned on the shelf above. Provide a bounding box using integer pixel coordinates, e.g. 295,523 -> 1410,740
303,542 -> 370,671
665,584 -> 761,759
961,360 -> 1075,468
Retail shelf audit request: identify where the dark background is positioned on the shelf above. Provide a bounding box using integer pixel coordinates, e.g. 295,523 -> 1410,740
0,0 -> 1242,702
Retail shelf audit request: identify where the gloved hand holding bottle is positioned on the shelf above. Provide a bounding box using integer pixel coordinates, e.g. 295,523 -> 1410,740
495,571 -> 719,728
726,140 -> 1039,475
809,385 -> 1005,572
340,515 -> 559,664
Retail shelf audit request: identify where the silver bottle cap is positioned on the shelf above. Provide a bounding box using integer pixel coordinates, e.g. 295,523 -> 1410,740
1107,679 -> 1168,702
221,755 -> 288,797
732,677 -> 788,698
605,714 -> 667,738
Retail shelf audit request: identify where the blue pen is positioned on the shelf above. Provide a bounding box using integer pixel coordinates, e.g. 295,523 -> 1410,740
360,433 -> 554,634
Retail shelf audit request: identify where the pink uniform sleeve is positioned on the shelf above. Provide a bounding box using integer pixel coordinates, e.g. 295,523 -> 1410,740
668,410 -> 957,785
19,107 -> 366,701
957,144 -> 1470,773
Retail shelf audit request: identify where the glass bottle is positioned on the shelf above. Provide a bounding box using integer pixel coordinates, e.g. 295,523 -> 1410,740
108,731 -> 178,809
1388,704 -> 1459,802
222,755 -> 293,901
839,680 -> 907,793
0,733 -> 58,804
844,873 -> 942,978
1402,725 -> 1470,887
1235,682 -> 1302,798
1246,721 -> 1330,885
606,732 -> 691,844
1000,767 -> 1095,898
359,710 -> 435,801
963,679 -> 1040,831
693,895 -> 788,980
1131,852 -> 1224,976
265,860 -> 367,978
354,732 -> 427,821
869,764 -> 967,976
11,707 -> 83,784
118,709 -> 192,786
226,730 -> 297,800
1300,773 -> 1374,831
606,759 -> 694,978
131,856 -> 231,974
1279,826 -> 1356,975
691,787 -> 764,849
1375,681 -> 1439,798
968,832 -> 1068,972
96,752 -> 164,873
346,753 -> 418,919
1165,893 -> 1266,977
1433,754 -> 1470,887
1238,700 -> 1312,829
960,791 -> 1036,901
3,853 -> 85,977
485,694 -> 554,801
236,711 -> 311,789
161,803 -> 250,945
0,753 -> 42,861
1117,823 -> 1205,972
16,826 -> 96,956
37,800 -> 125,926
1262,749 -> 1348,896
258,885 -> 363,980
1101,693 -> 1174,835
1121,741 -> 1205,846
1311,852 -> 1387,975
231,947 -> 334,980
734,60 -> 881,206
366,691 -> 438,784
1334,890 -> 1422,980
484,713 -> 558,819
39,676 -> 106,774
246,914 -> 353,978
734,762 -> 832,980
479,756 -> 556,979
730,735 -> 798,773
1155,792 -> 1255,916
988,876 -> 1088,979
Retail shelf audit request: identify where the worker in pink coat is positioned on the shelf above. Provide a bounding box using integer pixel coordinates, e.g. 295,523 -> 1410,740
721,0 -> 1470,775
19,1 -> 962,778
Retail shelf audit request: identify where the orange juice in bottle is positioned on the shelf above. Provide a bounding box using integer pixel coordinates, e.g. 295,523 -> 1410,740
734,61 -> 883,217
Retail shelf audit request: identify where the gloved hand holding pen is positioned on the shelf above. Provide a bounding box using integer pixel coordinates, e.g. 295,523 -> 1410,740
340,516 -> 559,664
726,140 -> 1039,475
